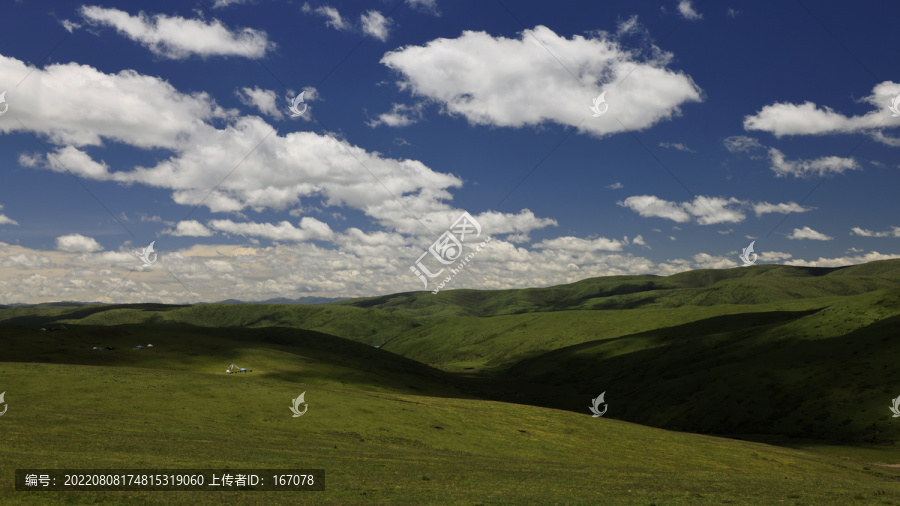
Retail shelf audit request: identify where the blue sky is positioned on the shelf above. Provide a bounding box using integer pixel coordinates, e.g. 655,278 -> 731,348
0,0 -> 898,304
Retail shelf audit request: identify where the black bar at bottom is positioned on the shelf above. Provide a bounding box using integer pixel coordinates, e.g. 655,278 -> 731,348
15,469 -> 324,491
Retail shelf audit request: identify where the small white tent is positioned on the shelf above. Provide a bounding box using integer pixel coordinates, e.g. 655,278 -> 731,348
226,363 -> 249,373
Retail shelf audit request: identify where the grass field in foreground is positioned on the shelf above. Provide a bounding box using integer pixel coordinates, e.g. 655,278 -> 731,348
3,327 -> 900,504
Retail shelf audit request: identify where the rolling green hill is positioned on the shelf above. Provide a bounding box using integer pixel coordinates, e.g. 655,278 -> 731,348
6,259 -> 900,503
0,303 -> 420,348
489,289 -> 900,441
338,260 -> 900,317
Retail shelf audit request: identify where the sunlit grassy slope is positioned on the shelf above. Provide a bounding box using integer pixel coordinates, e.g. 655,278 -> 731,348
2,325 -> 900,505
336,260 -> 900,316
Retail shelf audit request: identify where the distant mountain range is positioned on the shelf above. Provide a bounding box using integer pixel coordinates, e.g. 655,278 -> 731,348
1,301 -> 105,308
1,296 -> 347,307
210,296 -> 347,305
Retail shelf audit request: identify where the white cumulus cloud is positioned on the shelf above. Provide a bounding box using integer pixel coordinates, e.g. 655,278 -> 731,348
532,236 -> 627,252
659,141 -> 695,152
768,148 -> 859,178
725,137 -> 860,178
360,10 -> 392,41
723,135 -> 766,158
302,3 -> 350,31
785,251 -> 900,267
692,253 -> 735,269
208,217 -> 335,242
238,86 -> 283,119
79,5 -> 273,59
367,102 -> 424,127
380,24 -> 703,138
0,55 -> 230,149
753,201 -> 812,216
787,226 -> 832,241
0,204 -> 18,226
56,234 -> 103,253
619,195 -> 691,223
213,0 -> 252,8
620,195 -> 809,225
743,81 -> 900,147
851,226 -> 900,238
677,1 -> 703,20
170,220 -> 214,237
682,196 -> 745,225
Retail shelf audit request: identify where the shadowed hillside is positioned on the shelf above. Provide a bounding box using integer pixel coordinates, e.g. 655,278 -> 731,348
486,289 -> 900,442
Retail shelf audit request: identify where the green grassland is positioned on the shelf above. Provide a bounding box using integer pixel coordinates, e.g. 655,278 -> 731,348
3,327 -> 900,504
4,260 -> 900,503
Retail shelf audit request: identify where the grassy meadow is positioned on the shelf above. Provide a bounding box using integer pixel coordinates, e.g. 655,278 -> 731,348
4,260 -> 900,504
